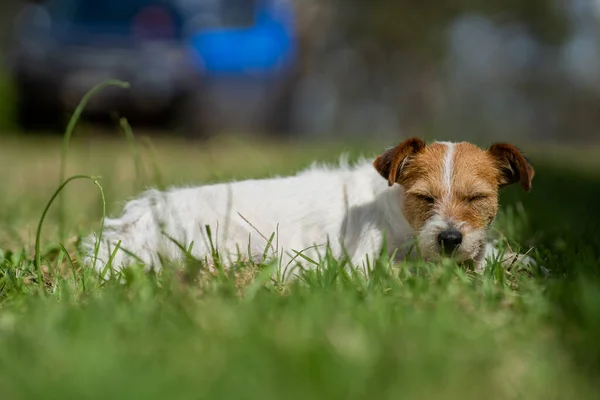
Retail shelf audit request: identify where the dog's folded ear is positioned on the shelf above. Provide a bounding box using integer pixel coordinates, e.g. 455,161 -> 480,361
373,137 -> 426,186
488,143 -> 535,191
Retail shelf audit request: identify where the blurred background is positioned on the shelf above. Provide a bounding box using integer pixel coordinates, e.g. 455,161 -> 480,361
0,0 -> 599,144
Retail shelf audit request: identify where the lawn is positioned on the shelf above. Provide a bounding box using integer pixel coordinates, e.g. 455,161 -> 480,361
0,123 -> 599,399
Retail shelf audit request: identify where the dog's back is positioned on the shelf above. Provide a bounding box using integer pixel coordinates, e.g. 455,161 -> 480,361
81,159 -> 401,277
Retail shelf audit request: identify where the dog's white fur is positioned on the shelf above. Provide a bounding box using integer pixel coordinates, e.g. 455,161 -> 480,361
81,144 -> 535,278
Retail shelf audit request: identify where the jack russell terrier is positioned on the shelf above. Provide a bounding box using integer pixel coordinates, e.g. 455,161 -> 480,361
81,138 -> 538,278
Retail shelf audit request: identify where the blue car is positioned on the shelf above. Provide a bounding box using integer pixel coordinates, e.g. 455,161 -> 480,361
8,0 -> 299,136
181,0 -> 300,134
186,0 -> 297,77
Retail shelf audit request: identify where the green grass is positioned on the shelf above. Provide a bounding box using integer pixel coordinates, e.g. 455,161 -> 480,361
1,87 -> 600,398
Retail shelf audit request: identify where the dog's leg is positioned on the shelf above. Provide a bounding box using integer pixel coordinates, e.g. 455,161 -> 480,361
478,242 -> 547,276
345,229 -> 389,274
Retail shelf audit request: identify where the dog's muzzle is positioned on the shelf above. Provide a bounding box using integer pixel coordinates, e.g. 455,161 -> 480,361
437,228 -> 463,255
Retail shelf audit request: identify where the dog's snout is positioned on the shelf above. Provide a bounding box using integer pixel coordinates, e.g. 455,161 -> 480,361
437,229 -> 463,253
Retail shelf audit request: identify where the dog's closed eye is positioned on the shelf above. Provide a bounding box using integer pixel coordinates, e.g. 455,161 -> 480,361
465,194 -> 490,202
415,194 -> 436,204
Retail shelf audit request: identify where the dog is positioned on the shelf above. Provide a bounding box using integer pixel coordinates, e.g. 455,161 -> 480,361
81,137 -> 537,278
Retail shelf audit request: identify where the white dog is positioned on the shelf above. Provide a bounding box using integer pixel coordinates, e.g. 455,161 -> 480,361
81,138 -> 537,278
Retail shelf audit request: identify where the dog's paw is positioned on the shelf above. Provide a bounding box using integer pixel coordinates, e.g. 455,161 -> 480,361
505,252 -> 549,277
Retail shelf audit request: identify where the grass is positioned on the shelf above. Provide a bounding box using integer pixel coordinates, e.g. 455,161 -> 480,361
0,88 -> 600,399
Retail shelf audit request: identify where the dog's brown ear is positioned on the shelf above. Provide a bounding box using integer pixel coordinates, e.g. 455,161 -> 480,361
488,143 -> 535,191
373,137 -> 426,186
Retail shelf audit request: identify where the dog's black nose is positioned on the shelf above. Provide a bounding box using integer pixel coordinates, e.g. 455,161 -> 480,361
437,229 -> 463,254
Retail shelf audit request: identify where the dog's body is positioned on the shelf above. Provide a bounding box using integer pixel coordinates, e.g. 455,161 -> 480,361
81,138 -> 537,277
82,160 -> 416,276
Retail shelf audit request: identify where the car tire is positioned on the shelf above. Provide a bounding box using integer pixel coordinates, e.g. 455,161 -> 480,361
15,82 -> 65,134
263,71 -> 300,137
169,92 -> 212,141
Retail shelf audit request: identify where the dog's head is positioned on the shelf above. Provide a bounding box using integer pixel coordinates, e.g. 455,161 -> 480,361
373,138 -> 534,262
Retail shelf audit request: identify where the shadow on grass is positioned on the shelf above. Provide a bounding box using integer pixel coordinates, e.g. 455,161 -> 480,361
501,161 -> 600,376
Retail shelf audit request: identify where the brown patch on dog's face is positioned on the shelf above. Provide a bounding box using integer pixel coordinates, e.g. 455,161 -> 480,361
444,143 -> 500,230
397,142 -> 447,229
373,139 -> 534,262
399,142 -> 499,231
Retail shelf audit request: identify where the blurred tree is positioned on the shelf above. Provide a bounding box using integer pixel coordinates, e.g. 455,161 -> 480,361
0,0 -> 22,48
334,0 -> 569,61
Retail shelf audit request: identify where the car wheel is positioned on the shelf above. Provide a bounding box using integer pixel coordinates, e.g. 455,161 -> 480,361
169,92 -> 212,141
263,71 -> 299,137
15,83 -> 65,134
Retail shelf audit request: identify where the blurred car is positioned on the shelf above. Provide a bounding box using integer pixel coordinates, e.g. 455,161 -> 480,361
8,0 -> 299,137
9,0 -> 206,135
183,0 -> 299,134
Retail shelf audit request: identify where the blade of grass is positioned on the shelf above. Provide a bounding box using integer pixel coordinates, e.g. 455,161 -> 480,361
35,175 -> 106,296
58,79 -> 130,240
119,117 -> 144,191
59,243 -> 83,292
